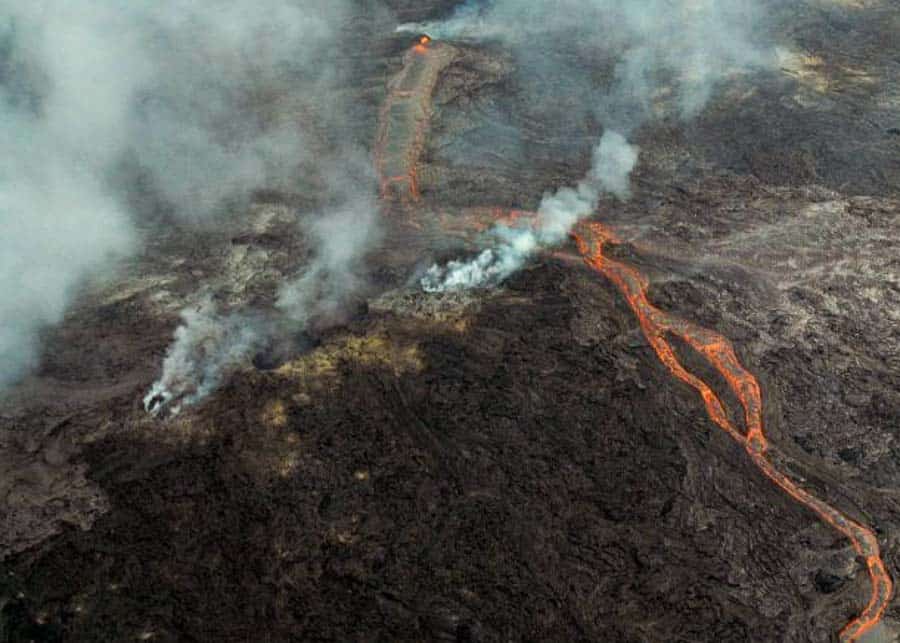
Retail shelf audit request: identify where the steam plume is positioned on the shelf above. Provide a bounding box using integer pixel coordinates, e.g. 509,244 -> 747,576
417,0 -> 771,292
277,161 -> 382,326
144,300 -> 265,416
423,130 -> 637,291
0,1 -> 360,391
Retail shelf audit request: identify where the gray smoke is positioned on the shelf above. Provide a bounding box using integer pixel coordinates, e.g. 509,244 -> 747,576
277,159 -> 383,327
416,0 -> 771,292
0,5 -> 138,388
401,0 -> 770,125
125,2 -> 346,217
277,197 -> 381,325
147,162 -> 382,416
0,1 -> 362,391
144,300 -> 265,417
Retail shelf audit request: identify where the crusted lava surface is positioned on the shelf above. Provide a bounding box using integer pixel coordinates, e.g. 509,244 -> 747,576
2,2 -> 900,642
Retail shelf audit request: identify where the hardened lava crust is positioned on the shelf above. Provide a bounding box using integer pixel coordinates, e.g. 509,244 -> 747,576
2,2 -> 900,642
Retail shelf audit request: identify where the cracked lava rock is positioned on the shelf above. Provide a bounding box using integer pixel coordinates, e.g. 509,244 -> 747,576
2,2 -> 900,642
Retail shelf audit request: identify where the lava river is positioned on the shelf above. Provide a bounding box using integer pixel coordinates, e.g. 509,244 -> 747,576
378,34 -> 892,641
571,222 -> 892,642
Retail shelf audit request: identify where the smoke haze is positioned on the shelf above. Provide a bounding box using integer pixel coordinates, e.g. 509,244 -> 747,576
401,0 -> 771,126
1,0 -> 773,404
277,159 -> 383,327
0,1 -> 367,392
416,0 -> 772,292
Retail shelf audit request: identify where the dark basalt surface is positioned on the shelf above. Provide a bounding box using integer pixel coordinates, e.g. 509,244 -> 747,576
2,2 -> 899,642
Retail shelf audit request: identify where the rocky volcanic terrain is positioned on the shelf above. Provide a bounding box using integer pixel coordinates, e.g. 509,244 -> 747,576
2,1 -> 899,642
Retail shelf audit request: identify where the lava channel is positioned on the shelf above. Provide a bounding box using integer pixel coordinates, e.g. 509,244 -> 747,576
373,34 -> 458,211
377,35 -> 893,641
572,221 -> 892,642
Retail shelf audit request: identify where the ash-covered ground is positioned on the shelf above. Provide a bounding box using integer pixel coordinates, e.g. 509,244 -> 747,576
2,1 -> 899,642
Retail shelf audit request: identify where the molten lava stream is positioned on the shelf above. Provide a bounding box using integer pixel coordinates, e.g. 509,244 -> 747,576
572,221 -> 892,641
373,35 -> 455,211
374,35 -> 890,642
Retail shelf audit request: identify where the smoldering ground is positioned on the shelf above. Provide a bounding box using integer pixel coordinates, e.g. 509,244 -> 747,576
0,1 -> 387,404
147,158 -> 382,416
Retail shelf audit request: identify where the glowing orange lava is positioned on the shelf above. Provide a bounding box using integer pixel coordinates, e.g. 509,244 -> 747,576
571,221 -> 892,641
414,34 -> 432,53
373,37 -> 455,209
376,36 -> 892,641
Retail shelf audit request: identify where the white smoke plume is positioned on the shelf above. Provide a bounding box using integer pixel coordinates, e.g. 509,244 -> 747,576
147,160 -> 382,416
423,130 -> 637,291
145,191 -> 381,417
422,224 -> 540,292
417,0 -> 771,292
144,300 -> 266,417
0,1 -> 357,391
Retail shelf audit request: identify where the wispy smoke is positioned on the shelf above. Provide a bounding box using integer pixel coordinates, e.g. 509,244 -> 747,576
144,300 -> 266,417
0,6 -> 138,388
401,0 -> 770,124
147,163 -> 382,416
417,0 -> 771,292
277,161 -> 382,326
0,1 -> 361,392
423,131 -> 637,291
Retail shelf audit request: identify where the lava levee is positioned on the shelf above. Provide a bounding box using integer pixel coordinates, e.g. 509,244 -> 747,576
376,35 -> 892,642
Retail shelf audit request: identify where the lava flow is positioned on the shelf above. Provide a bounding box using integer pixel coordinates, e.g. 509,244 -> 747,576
571,221 -> 892,641
373,34 -> 458,211
378,35 -> 892,640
